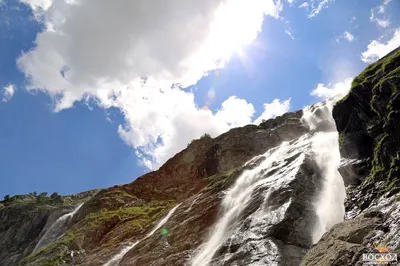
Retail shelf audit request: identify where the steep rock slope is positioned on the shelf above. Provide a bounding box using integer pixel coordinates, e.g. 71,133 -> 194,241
301,46 -> 400,265
0,191 -> 98,266
17,110 -> 314,266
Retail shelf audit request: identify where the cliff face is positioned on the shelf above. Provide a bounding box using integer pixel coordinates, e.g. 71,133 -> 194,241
1,47 -> 399,266
301,46 -> 400,265
4,109 -> 321,266
0,191 -> 98,266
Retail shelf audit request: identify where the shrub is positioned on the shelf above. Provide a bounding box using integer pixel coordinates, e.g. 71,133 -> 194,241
200,133 -> 211,139
37,192 -> 48,203
51,192 -> 63,204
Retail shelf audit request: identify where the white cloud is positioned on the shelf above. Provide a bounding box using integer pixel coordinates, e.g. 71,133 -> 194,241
361,28 -> 400,63
308,0 -> 330,18
2,84 -> 16,102
370,10 -> 390,28
311,78 -> 353,101
118,93 -> 290,168
343,31 -> 354,42
299,2 -> 309,9
253,98 -> 291,124
19,0 -> 52,10
376,19 -> 390,28
378,0 -> 392,14
298,0 -> 334,18
17,0 -> 286,169
214,96 -> 255,128
369,0 -> 392,28
285,29 -> 295,39
337,31 -> 355,43
19,0 -> 52,20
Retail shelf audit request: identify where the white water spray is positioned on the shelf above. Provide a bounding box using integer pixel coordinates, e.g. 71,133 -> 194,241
191,138 -> 311,266
104,203 -> 181,266
191,100 -> 346,265
302,100 -> 346,243
185,193 -> 202,213
32,203 -> 83,254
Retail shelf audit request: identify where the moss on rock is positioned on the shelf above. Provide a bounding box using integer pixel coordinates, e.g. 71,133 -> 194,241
20,197 -> 177,265
334,47 -> 400,199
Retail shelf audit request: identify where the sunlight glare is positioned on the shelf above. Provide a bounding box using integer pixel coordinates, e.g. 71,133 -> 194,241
207,0 -> 269,60
181,0 -> 280,86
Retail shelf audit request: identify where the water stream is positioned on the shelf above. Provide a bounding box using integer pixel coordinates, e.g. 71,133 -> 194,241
104,203 -> 181,266
32,203 -> 83,254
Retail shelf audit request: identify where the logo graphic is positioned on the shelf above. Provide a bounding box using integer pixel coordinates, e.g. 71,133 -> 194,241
363,242 -> 397,265
375,243 -> 391,254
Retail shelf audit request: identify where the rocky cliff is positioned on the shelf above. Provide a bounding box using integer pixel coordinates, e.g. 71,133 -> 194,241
0,191 -> 99,266
301,46 -> 400,265
0,46 -> 399,266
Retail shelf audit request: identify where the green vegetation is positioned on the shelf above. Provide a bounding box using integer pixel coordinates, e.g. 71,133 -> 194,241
1,192 -> 64,206
365,133 -> 388,183
19,244 -> 68,266
338,47 -> 400,193
200,133 -> 211,139
187,133 -> 212,147
20,197 -> 177,265
50,192 -> 63,204
78,202 -> 174,235
205,167 -> 241,192
1,190 -> 99,208
338,133 -> 345,147
337,48 -> 400,106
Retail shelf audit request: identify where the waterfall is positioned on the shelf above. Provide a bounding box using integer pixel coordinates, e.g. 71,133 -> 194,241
32,203 -> 83,254
104,203 -> 181,266
302,100 -> 346,243
185,193 -> 202,213
191,139 -> 310,266
191,100 -> 346,266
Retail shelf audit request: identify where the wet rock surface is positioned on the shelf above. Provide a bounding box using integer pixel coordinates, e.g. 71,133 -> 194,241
302,47 -> 400,266
208,155 -> 322,266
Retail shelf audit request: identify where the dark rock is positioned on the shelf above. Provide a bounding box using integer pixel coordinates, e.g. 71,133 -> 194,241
303,47 -> 400,266
338,159 -> 370,186
333,46 -> 400,201
300,216 -> 381,266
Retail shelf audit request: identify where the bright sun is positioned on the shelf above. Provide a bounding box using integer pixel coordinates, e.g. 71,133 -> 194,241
206,0 -> 272,60
181,0 -> 279,86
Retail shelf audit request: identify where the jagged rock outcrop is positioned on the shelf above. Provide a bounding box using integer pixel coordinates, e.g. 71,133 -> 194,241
302,46 -> 400,265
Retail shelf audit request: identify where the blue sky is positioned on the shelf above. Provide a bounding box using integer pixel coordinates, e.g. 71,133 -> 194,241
1,0 -> 399,198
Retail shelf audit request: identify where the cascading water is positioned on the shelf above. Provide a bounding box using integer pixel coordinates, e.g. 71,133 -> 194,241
302,100 -> 346,243
104,203 -> 181,266
191,99 -> 346,266
32,203 -> 83,254
185,193 -> 202,213
191,139 -> 310,266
